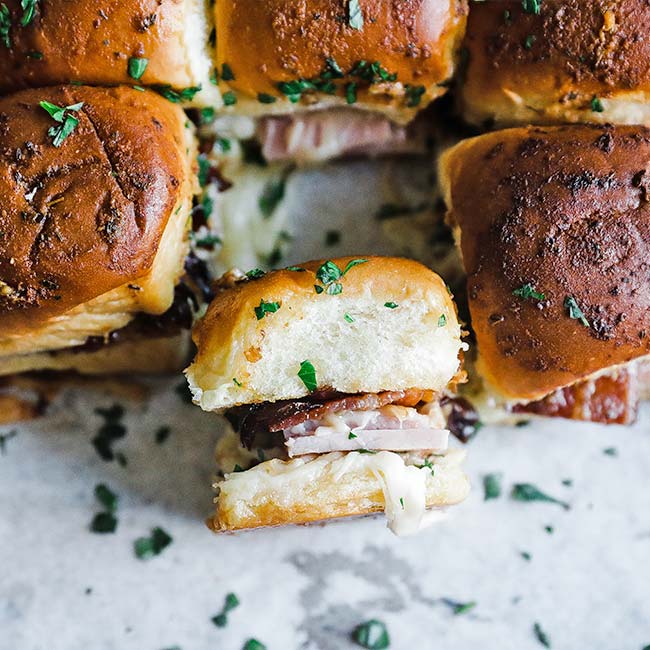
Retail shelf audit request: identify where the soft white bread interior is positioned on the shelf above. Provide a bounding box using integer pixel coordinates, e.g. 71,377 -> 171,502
186,256 -> 465,411
210,437 -> 469,532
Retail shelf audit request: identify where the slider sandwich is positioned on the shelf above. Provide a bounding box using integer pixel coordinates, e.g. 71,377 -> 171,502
0,85 -> 198,379
209,0 -> 468,162
185,257 -> 470,534
0,0 -> 216,104
439,124 -> 650,425
460,0 -> 650,128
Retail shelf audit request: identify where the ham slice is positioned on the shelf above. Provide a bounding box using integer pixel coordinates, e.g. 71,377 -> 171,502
258,109 -> 427,163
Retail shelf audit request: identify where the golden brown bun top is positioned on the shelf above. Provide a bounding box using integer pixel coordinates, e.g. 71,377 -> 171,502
215,0 -> 468,117
440,124 -> 650,402
463,1 -> 650,110
0,85 -> 190,334
0,0 -> 204,94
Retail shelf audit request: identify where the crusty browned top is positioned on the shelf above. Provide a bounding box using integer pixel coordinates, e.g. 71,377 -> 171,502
216,0 -> 467,105
0,85 -> 189,334
0,0 -> 193,93
464,1 -> 650,100
441,125 -> 650,401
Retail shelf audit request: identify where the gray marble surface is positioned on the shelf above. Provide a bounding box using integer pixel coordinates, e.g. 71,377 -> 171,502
2,158 -> 649,650
2,384 -> 649,650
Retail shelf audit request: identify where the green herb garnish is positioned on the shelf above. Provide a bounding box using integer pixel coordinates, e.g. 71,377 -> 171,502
128,57 -> 148,80
348,431 -> 358,439
221,63 -> 235,81
257,93 -> 277,104
344,312 -> 355,323
511,483 -> 570,510
564,296 -> 589,327
351,619 -> 390,649
154,85 -> 201,103
533,622 -> 551,648
20,0 -> 38,26
346,82 -> 357,104
39,100 -> 84,147
92,404 -> 126,462
211,592 -> 240,627
520,551 -> 532,561
254,299 -> 281,320
314,258 -> 368,295
405,84 -> 426,107
233,378 -> 243,387
416,458 -> 435,476
242,640 -> 266,650
134,527 -> 173,560
246,268 -> 266,280
438,314 -> 447,327
591,96 -> 604,113
483,473 -> 502,500
384,302 -> 398,309
90,483 -> 118,534
603,446 -> 618,457
524,34 -> 536,49
513,283 -> 545,301
522,0 -> 541,14
223,91 -> 237,106
298,360 -> 317,391
259,178 -> 286,218
0,4 -> 10,48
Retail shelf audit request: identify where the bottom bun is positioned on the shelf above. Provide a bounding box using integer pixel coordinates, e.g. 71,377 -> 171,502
209,434 -> 469,534
0,334 -> 192,377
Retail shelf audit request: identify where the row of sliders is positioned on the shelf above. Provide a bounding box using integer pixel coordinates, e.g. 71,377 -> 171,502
5,1 -> 650,165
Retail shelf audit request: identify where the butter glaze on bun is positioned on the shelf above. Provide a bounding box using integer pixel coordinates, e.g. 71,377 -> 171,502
461,0 -> 650,127
186,256 -> 464,411
0,0 -> 216,104
214,0 -> 468,122
439,125 -> 650,402
0,85 -> 196,338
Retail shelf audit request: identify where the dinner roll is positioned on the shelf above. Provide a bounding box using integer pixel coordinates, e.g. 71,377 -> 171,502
213,0 -> 468,123
0,0 -> 216,104
186,257 -> 464,411
0,86 -> 197,359
460,0 -> 650,127
439,124 -> 650,403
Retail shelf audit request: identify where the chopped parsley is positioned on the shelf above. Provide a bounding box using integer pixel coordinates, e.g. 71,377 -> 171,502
90,483 -> 118,534
399,497 -> 404,509
384,302 -> 398,309
257,92 -> 277,104
154,85 -> 201,103
242,641 -> 266,650
233,378 -> 243,387
405,84 -> 426,107
520,551 -> 532,561
200,106 -> 215,124
348,0 -> 364,30
561,478 -> 573,487
438,314 -> 447,327
591,96 -> 604,113
0,429 -> 16,455
211,592 -> 240,627
314,258 -> 367,295
259,178 -> 286,218
348,431 -> 358,439
513,283 -> 545,301
20,0 -> 38,25
221,63 -> 235,81
92,404 -> 126,462
39,100 -> 84,147
344,312 -> 355,323
254,299 -> 281,320
444,599 -> 477,616
416,458 -> 435,476
128,57 -> 148,80
134,527 -> 173,560
483,473 -> 502,500
350,60 -> 397,84
511,483 -> 570,510
521,0 -> 542,15
0,4 -> 10,48
155,426 -> 171,445
351,619 -> 390,649
544,525 -> 554,534
346,82 -> 358,105
325,230 -> 341,246
603,446 -> 618,457
286,266 -> 306,272
246,268 -> 266,280
222,91 -> 237,106
524,34 -> 536,49
298,360 -> 317,392
564,296 -> 589,327
533,622 -> 551,648
197,154 -> 210,187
